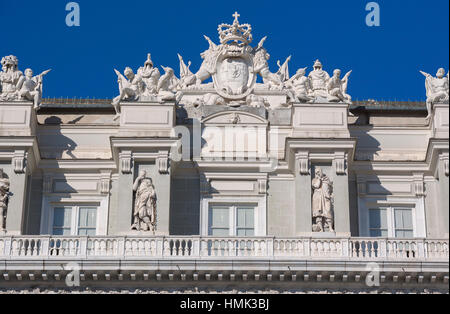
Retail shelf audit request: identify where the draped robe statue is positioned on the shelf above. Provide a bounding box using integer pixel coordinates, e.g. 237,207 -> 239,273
0,169 -> 10,233
312,167 -> 334,232
132,171 -> 157,232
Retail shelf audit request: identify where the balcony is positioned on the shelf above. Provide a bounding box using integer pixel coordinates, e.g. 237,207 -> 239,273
0,236 -> 448,286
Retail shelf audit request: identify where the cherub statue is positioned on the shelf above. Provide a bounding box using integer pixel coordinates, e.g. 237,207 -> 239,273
327,69 -> 352,104
16,68 -> 51,109
420,68 -> 449,120
112,67 -> 143,119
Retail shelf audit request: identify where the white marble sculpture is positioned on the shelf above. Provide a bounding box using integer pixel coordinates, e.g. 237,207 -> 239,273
312,167 -> 334,233
132,170 -> 157,233
16,68 -> 51,109
308,60 -> 331,100
0,55 -> 23,101
0,55 -> 50,108
285,67 -> 314,102
0,169 -> 10,233
420,68 -> 449,120
110,13 -> 355,109
113,54 -> 183,119
327,69 -> 352,104
178,54 -> 196,88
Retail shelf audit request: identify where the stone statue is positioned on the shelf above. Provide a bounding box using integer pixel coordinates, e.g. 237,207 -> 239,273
157,66 -> 180,101
0,169 -> 10,233
192,36 -> 220,86
138,54 -> 161,96
420,68 -> 449,120
132,170 -> 157,232
253,37 -> 283,89
286,67 -> 314,102
16,68 -> 51,109
312,167 -> 334,233
276,55 -> 291,83
308,60 -> 330,100
178,54 -> 196,88
327,69 -> 352,104
0,55 -> 23,101
112,67 -> 143,119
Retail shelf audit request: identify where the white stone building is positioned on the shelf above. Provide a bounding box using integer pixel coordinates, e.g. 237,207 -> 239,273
0,14 -> 448,291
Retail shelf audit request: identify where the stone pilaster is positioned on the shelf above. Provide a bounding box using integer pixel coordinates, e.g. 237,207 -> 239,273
332,152 -> 351,237
295,152 -> 312,235
438,153 -> 449,237
5,152 -> 30,235
116,151 -> 134,234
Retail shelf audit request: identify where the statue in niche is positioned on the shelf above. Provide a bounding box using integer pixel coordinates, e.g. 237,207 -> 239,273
420,68 -> 449,120
16,68 -> 51,109
0,169 -> 10,233
286,67 -> 314,103
132,170 -> 157,233
308,59 -> 330,99
312,167 -> 334,233
327,69 -> 352,104
0,55 -> 23,101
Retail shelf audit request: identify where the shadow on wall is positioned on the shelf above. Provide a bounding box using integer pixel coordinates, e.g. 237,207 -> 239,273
43,116 -> 78,159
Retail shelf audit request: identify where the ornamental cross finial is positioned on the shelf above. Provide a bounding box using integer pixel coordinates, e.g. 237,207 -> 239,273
233,12 -> 240,23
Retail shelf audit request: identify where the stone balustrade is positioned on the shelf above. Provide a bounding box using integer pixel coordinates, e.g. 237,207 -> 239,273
0,236 -> 448,261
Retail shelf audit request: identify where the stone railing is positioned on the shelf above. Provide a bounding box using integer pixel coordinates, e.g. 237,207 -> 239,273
0,236 -> 448,261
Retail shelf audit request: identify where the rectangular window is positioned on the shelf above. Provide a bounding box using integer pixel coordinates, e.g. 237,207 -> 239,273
366,205 -> 415,238
208,204 -> 256,237
51,205 -> 98,236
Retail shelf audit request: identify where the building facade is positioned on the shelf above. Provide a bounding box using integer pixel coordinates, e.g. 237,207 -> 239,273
0,14 -> 448,291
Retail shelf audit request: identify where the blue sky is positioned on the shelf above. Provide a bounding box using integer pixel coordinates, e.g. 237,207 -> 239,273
0,0 -> 448,101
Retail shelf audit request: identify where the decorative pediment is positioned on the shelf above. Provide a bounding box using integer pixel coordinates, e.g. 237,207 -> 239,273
202,111 -> 268,126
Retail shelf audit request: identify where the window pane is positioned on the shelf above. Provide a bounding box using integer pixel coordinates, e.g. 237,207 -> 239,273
369,208 -> 387,229
209,206 -> 229,236
236,207 -> 254,229
210,206 -> 229,228
53,207 -> 72,236
236,207 -> 254,237
53,207 -> 71,228
394,208 -> 413,229
78,207 -> 97,228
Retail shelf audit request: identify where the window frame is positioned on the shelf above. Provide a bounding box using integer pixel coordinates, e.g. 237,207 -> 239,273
207,203 -> 258,237
47,203 -> 99,236
362,200 -> 419,238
